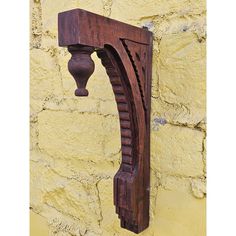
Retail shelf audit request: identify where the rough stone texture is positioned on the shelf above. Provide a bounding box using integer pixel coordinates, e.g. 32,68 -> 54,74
151,124 -> 204,177
30,0 -> 206,235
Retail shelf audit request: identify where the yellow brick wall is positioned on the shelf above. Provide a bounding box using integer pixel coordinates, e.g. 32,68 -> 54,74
30,1 -> 206,236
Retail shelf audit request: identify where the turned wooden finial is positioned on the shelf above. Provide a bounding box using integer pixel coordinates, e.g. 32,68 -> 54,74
68,45 -> 95,96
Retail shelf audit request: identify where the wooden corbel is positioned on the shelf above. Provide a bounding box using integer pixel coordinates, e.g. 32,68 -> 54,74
58,9 -> 153,234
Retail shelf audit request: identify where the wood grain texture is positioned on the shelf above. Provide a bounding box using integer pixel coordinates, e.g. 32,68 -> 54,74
58,8 -> 153,234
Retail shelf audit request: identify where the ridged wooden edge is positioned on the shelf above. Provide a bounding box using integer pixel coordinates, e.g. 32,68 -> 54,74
97,47 -> 147,233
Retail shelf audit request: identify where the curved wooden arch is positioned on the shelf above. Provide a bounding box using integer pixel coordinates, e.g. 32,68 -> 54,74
58,9 -> 153,234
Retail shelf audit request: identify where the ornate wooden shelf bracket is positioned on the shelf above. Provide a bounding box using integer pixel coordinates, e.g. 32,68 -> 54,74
58,9 -> 153,234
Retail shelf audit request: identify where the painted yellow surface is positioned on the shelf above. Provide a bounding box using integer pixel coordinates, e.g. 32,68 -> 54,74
30,211 -> 49,236
30,0 -> 206,235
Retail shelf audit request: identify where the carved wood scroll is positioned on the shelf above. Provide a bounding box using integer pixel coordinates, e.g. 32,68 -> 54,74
58,9 -> 153,234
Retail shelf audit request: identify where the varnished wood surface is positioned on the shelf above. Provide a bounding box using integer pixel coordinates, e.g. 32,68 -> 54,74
58,8 -> 153,234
